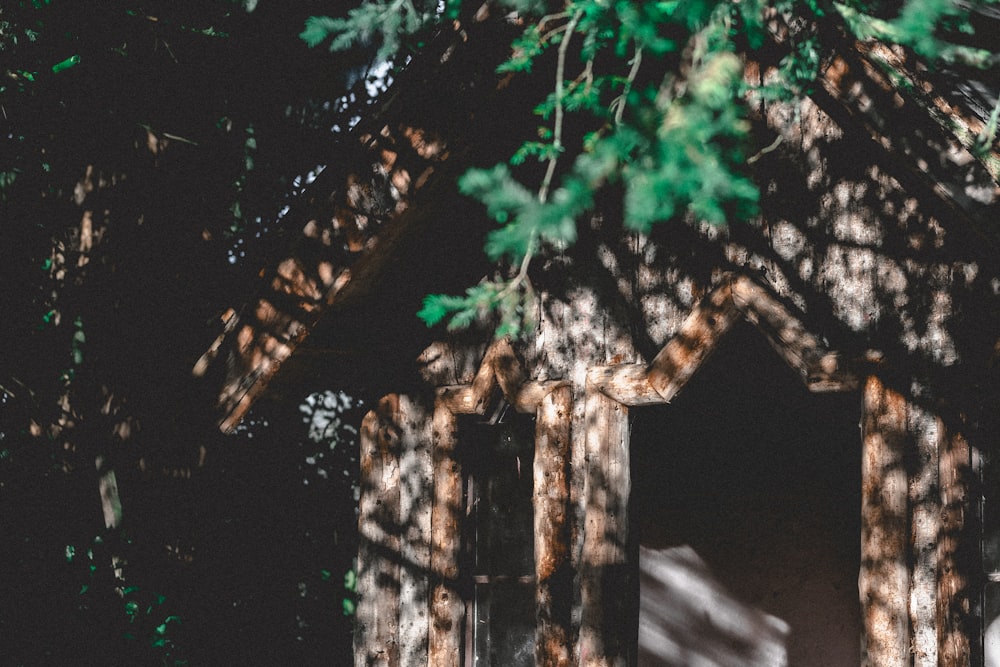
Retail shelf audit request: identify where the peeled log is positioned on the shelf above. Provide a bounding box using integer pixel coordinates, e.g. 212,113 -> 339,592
534,386 -> 573,667
860,376 -> 909,666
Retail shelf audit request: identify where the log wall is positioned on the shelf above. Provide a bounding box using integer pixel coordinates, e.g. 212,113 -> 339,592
356,285 -> 984,667
356,396 -> 403,667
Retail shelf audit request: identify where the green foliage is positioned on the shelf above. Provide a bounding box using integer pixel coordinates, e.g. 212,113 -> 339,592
66,533 -> 187,664
2,2 -> 370,662
304,0 -> 999,337
317,564 -> 359,616
301,0 -> 446,61
121,584 -> 186,665
415,0 -> 762,335
49,53 -> 80,73
342,567 -> 358,616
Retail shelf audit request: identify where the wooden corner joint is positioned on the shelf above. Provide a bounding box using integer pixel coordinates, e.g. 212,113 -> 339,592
437,338 -> 565,415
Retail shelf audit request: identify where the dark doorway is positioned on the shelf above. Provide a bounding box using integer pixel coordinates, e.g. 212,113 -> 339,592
630,322 -> 862,666
459,414 -> 537,667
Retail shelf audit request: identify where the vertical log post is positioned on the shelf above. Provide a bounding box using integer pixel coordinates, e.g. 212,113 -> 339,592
397,396 -> 434,667
534,386 -> 573,667
428,400 -> 462,666
908,406 -> 940,667
356,396 -> 402,667
938,427 -> 972,664
860,376 -> 910,666
578,388 -> 630,667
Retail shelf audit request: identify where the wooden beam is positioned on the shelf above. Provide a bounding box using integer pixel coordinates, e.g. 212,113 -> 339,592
815,41 -> 1000,255
860,376 -> 910,666
731,276 -> 858,392
855,42 -> 1000,183
467,341 -> 502,416
437,337 -> 529,417
356,397 -> 402,667
578,387 -> 630,667
428,400 -> 462,667
586,365 -> 663,407
534,386 -> 573,667
439,379 -> 568,415
938,426 -> 972,665
492,337 -> 527,405
568,383 -> 589,655
646,278 -> 741,403
436,385 -> 478,415
514,380 -> 571,414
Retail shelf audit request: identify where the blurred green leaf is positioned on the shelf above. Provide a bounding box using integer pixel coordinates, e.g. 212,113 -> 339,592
50,54 -> 79,74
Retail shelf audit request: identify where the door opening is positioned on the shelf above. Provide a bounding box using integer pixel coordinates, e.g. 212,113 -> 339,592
630,322 -> 862,666
459,414 -> 537,667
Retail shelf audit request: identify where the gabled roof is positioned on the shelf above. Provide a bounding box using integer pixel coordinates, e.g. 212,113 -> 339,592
193,20 -> 997,433
191,15 -> 521,431
817,40 -> 999,236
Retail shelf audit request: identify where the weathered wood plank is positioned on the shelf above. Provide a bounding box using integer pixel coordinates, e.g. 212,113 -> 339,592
646,279 -> 741,403
731,275 -> 858,392
428,401 -> 462,667
492,337 -> 527,405
534,386 -> 573,667
437,338 -> 525,417
468,340 -> 502,415
908,405 -> 940,667
397,395 -> 433,667
578,388 -> 630,667
436,384 -> 477,415
568,385 -> 589,654
938,426 -> 972,665
821,42 -> 1000,216
440,379 -> 569,415
514,380 -> 571,414
356,397 -> 402,667
417,340 -> 489,388
812,40 -> 1000,273
586,364 -> 664,407
855,42 -> 1000,183
860,376 -> 909,667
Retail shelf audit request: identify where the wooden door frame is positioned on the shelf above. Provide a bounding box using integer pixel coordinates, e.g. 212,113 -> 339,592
432,339 -> 573,667
579,273 -> 972,666
577,273 -> 856,666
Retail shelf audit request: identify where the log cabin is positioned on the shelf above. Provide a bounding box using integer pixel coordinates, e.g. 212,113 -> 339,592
192,6 -> 1000,666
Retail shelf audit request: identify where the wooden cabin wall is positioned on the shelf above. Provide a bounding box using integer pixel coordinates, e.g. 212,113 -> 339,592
525,97 -> 997,381
356,394 -> 435,667
514,48 -> 996,667
351,45 -> 998,667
